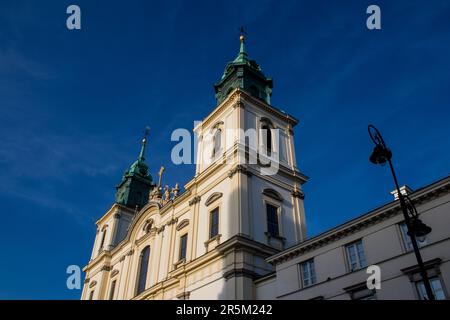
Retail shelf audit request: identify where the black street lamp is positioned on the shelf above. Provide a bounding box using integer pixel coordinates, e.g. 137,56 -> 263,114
368,124 -> 434,300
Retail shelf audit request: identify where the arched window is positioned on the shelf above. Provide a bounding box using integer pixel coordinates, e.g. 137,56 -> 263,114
266,203 -> 279,237
136,246 -> 150,295
211,122 -> 223,158
213,129 -> 222,157
98,228 -> 107,252
261,119 -> 273,156
263,189 -> 283,238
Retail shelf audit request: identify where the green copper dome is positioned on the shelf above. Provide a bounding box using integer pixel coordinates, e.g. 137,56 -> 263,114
214,34 -> 273,105
115,135 -> 154,210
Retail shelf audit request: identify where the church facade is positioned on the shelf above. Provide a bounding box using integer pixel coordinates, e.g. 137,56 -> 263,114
81,36 -> 450,300
81,35 -> 308,300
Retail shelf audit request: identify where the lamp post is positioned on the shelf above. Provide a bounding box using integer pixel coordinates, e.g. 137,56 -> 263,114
368,125 -> 434,300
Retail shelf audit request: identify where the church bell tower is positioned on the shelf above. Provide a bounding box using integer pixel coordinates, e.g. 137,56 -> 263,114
115,131 -> 154,210
214,33 -> 273,105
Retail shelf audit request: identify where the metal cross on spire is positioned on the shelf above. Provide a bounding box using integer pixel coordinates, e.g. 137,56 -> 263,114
143,126 -> 150,141
238,26 -> 247,42
138,126 -> 150,161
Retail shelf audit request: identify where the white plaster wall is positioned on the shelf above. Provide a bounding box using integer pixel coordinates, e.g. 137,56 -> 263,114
249,175 -> 299,247
255,277 -> 277,300
187,275 -> 227,300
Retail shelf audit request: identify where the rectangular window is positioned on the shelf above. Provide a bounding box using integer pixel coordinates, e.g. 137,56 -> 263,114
416,277 -> 446,300
399,221 -> 426,252
99,230 -> 107,251
88,290 -> 95,300
179,234 -> 188,261
209,208 -> 219,239
345,240 -> 367,272
108,280 -> 116,300
301,259 -> 316,287
266,203 -> 279,237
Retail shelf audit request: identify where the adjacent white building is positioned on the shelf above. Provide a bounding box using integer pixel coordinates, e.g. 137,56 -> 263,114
256,176 -> 450,300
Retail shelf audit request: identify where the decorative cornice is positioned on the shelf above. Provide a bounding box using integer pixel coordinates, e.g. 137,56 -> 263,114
240,90 -> 298,126
263,188 -> 283,202
291,190 -> 305,199
204,234 -> 222,249
216,234 -> 280,257
157,226 -> 165,234
126,249 -> 134,256
223,268 -> 259,280
84,277 -> 90,284
188,196 -> 201,206
287,124 -> 295,136
173,258 -> 186,270
113,213 -> 121,219
401,258 -> 442,275
228,165 -> 252,178
166,217 -> 179,226
110,269 -> 119,278
100,265 -> 111,272
205,192 -> 223,206
201,90 -> 240,128
175,291 -> 191,300
176,219 -> 190,231
264,231 -> 286,244
343,281 -> 370,293
233,100 -> 245,109
95,202 -> 134,227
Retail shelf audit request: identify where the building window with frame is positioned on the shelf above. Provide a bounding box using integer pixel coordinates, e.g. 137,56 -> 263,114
98,229 -> 107,252
416,277 -> 446,300
108,280 -> 117,300
345,240 -> 367,272
211,124 -> 223,159
260,120 -> 273,156
399,221 -> 426,252
266,203 -> 280,237
136,246 -> 150,295
209,208 -> 219,239
179,234 -> 188,261
301,259 -> 316,287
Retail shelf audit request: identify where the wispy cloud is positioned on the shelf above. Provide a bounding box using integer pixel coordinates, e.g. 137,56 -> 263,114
0,122 -> 132,226
0,46 -> 56,80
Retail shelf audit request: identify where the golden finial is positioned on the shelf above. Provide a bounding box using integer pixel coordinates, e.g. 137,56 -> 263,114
239,26 -> 246,43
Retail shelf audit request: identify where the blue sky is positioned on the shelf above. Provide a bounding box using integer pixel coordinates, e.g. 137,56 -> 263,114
0,0 -> 449,299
